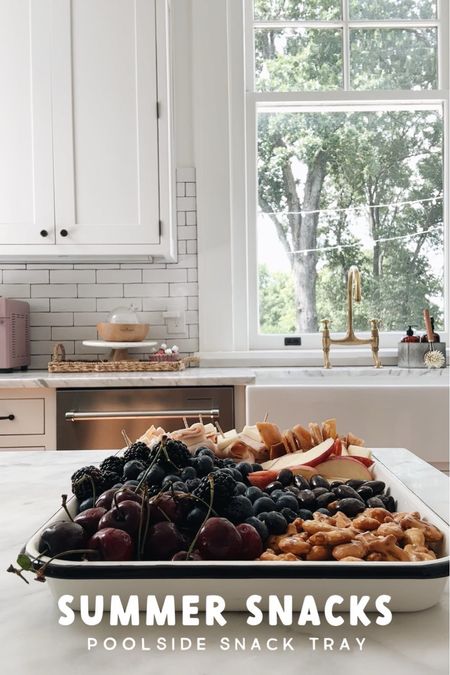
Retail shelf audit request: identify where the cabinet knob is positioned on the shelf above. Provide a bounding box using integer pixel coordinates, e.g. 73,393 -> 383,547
40,229 -> 48,237
60,229 -> 69,237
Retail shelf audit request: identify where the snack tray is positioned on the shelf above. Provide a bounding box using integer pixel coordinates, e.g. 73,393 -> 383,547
24,455 -> 449,612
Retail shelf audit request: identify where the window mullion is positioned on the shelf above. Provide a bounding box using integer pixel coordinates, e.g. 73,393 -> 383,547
342,0 -> 350,90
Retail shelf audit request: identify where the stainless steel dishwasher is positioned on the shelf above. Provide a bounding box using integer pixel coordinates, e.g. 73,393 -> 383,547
57,387 -> 234,450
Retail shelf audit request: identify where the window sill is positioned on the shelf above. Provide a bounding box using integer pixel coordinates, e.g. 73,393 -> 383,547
196,348 -> 401,368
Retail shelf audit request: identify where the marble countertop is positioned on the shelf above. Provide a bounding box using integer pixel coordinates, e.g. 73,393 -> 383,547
0,448 -> 448,675
0,366 -> 447,389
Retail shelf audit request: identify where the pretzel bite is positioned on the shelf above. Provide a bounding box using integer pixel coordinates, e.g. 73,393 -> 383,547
404,544 -> 436,561
278,535 -> 312,556
309,528 -> 357,547
403,527 -> 426,547
399,515 -> 443,542
300,520 -> 337,535
364,534 -> 409,561
375,522 -> 405,539
259,549 -> 298,561
339,556 -> 365,562
352,515 -> 380,531
334,511 -> 353,528
306,545 -> 331,561
332,540 -> 368,560
363,507 -> 393,523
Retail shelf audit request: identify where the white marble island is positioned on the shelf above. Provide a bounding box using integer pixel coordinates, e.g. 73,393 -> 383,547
0,449 -> 448,675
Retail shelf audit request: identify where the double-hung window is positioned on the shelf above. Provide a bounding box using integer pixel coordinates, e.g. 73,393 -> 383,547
245,0 -> 448,350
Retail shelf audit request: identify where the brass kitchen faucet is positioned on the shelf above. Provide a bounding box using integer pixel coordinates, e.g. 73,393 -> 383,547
321,265 -> 382,369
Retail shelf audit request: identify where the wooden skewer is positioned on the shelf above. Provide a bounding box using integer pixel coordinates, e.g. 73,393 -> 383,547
263,412 -> 269,423
182,416 -> 189,429
121,429 -> 132,447
215,421 -> 226,439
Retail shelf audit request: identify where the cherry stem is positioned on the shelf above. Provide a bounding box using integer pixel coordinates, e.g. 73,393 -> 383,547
185,474 -> 215,560
61,494 -> 74,522
112,492 -> 125,520
36,548 -> 100,581
6,564 -> 29,584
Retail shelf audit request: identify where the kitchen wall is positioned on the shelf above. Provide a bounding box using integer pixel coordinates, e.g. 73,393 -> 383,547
0,170 -> 198,369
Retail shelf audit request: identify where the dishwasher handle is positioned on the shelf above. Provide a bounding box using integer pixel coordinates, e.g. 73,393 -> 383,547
65,409 -> 220,422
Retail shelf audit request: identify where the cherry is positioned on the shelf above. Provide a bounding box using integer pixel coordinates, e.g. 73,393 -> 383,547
144,521 -> 186,560
172,549 -> 203,561
114,487 -> 142,505
95,489 -> 118,510
39,521 -> 86,556
74,507 -> 107,536
98,500 -> 142,537
197,517 -> 242,560
236,523 -> 263,559
88,527 -> 134,561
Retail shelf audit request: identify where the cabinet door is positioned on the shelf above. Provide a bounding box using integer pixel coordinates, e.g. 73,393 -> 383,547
0,0 -> 54,246
52,0 -> 160,248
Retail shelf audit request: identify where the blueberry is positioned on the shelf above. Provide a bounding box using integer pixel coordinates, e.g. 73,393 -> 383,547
123,460 -> 145,480
111,483 -> 123,489
253,496 -> 276,515
245,516 -> 269,542
265,481 -> 283,494
310,475 -> 330,490
246,486 -> 264,503
185,478 -> 201,492
124,479 -> 140,486
276,495 -> 299,512
79,497 -> 94,512
270,489 -> 285,501
297,489 -> 316,510
230,468 -> 244,482
222,496 -> 254,524
281,507 -> 298,523
186,507 -> 207,529
265,511 -> 288,535
162,474 -> 180,487
316,492 -> 336,508
172,481 -> 188,493
252,463 -> 263,472
277,468 -> 294,486
181,466 -> 197,481
198,447 -> 216,460
297,509 -> 314,520
236,462 -> 253,477
223,459 -> 235,467
257,511 -> 270,522
234,482 -> 247,495
145,465 -> 166,486
294,475 -> 310,490
197,455 -> 215,476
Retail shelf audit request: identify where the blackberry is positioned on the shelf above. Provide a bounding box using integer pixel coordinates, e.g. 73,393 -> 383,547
71,466 -> 104,500
123,442 -> 151,465
193,469 -> 236,509
100,455 -> 125,475
101,470 -> 121,490
149,437 -> 191,471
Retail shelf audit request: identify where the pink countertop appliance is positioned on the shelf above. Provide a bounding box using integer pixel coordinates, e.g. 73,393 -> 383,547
0,298 -> 30,372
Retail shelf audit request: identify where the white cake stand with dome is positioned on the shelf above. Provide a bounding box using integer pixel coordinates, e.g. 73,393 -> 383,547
82,340 -> 157,362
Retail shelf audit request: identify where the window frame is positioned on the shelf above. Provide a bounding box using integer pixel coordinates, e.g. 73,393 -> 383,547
246,0 -> 449,350
192,0 -> 449,361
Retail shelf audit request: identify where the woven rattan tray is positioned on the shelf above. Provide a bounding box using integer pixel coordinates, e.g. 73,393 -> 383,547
48,351 -> 198,373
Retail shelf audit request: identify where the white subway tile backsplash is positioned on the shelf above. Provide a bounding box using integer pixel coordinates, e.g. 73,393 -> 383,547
142,269 -> 187,283
50,270 -> 96,283
78,284 -> 123,298
176,196 -> 196,211
178,226 -> 197,241
30,312 -> 73,326
51,298 -> 96,311
124,283 -> 169,298
32,284 -> 77,298
96,269 -> 142,283
0,173 -> 199,363
52,326 -> 97,340
0,284 -> 30,297
3,270 -> 49,283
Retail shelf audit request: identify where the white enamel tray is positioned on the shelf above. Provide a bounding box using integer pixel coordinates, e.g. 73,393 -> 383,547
24,457 -> 449,612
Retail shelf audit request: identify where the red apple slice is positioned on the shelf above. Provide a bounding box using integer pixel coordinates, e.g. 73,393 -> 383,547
290,465 -> 318,480
262,438 -> 334,471
332,437 -> 343,456
347,445 -> 372,459
313,456 -> 373,481
347,455 -> 374,468
247,470 -> 278,490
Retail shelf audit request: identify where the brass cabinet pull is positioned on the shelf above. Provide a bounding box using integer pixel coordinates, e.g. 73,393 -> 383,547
65,409 -> 220,422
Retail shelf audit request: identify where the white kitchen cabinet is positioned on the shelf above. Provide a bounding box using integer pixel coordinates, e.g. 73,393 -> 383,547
0,389 -> 56,450
0,0 -> 175,259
